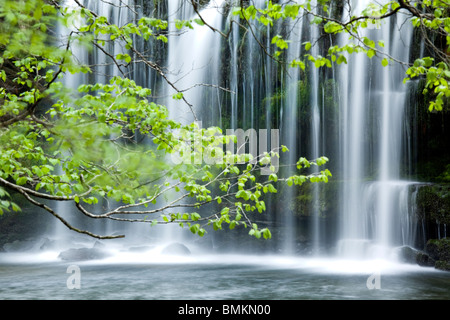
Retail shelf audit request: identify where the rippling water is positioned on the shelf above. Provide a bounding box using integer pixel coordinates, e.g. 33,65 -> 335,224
1,249 -> 449,300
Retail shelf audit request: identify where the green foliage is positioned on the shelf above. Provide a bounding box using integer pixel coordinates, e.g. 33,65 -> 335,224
233,0 -> 449,112
0,0 -> 332,239
406,58 -> 450,111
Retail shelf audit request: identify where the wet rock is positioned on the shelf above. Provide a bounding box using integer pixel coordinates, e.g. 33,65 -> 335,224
424,240 -> 440,260
3,239 -> 36,252
127,245 -> 155,252
416,251 -> 436,267
161,243 -> 191,256
92,240 -> 106,249
396,246 -> 419,264
435,260 -> 450,271
39,238 -> 58,251
424,238 -> 450,271
394,245 -> 437,267
58,247 -> 111,261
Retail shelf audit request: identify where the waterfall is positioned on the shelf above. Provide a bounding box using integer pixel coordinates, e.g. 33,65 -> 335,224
51,0 -> 424,259
53,0 -> 136,245
281,6 -> 303,254
308,4 -> 322,255
166,0 -> 225,127
336,0 -> 418,259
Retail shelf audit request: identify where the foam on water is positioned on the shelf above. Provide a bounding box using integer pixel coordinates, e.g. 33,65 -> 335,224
0,246 -> 439,277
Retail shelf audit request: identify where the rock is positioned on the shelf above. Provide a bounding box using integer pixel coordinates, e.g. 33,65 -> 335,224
435,260 -> 450,271
416,251 -> 436,267
424,239 -> 440,260
127,245 -> 155,252
396,246 -> 420,264
161,243 -> 191,256
424,238 -> 450,271
394,245 -> 437,267
39,238 -> 58,251
58,247 -> 111,261
3,239 -> 36,252
92,241 -> 106,249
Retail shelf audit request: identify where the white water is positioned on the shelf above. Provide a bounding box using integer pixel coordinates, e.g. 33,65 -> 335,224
336,0 -> 417,259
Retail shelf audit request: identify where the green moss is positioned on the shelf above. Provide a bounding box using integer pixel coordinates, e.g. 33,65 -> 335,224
425,238 -> 450,271
416,185 -> 450,225
437,164 -> 450,182
289,180 -> 339,218
435,260 -> 450,271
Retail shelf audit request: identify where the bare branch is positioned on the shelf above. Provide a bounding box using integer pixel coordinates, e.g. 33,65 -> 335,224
190,0 -> 230,39
18,187 -> 124,239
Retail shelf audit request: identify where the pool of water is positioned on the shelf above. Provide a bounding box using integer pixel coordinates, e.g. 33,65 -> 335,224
1,250 -> 449,300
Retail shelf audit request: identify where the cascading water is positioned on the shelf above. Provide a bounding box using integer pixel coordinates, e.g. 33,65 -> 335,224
308,4 -> 322,255
53,0 -> 136,246
166,0 -> 224,127
50,0 -> 424,261
336,0 -> 418,259
4,0 -> 450,303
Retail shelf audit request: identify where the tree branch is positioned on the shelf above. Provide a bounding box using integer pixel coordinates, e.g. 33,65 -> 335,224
18,187 -> 124,239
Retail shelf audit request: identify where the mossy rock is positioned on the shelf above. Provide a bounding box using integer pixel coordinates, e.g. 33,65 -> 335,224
416,252 -> 435,267
425,238 -> 450,271
435,260 -> 450,271
425,238 -> 450,260
396,245 -> 420,264
416,185 -> 450,225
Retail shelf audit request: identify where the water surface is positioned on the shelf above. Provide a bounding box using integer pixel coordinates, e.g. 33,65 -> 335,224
1,251 -> 449,300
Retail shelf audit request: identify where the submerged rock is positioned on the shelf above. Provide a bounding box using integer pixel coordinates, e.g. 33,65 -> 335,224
127,245 -> 155,252
39,238 -> 58,251
58,247 -> 111,261
3,239 -> 39,252
161,243 -> 191,256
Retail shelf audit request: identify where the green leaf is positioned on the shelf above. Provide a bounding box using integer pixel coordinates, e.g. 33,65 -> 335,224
337,55 -> 347,65
189,223 -> 200,234
16,177 -> 28,185
324,21 -> 342,34
193,18 -> 204,26
11,202 -> 21,212
367,49 -> 376,59
381,58 -> 389,67
304,42 -> 311,51
423,57 -> 434,67
286,177 -> 293,186
263,228 -> 272,239
220,207 -> 230,216
172,92 -> 183,100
